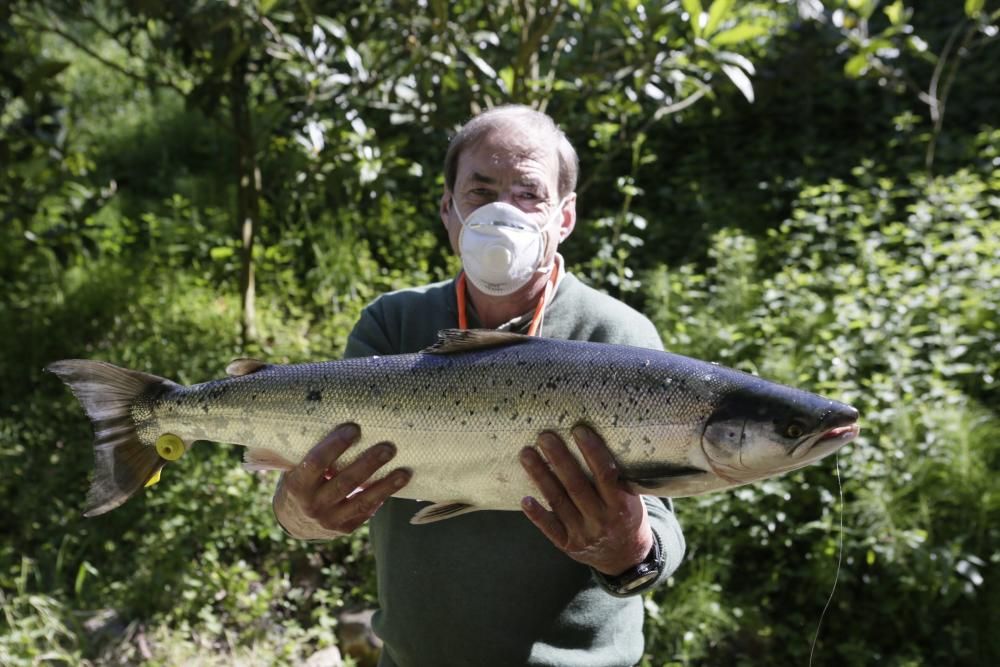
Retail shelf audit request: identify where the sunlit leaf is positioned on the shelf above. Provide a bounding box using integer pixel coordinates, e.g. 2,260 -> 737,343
965,0 -> 985,18
716,51 -> 755,75
884,0 -> 904,25
682,0 -> 705,36
844,53 -> 869,78
710,24 -> 769,46
720,63 -> 754,102
704,0 -> 736,37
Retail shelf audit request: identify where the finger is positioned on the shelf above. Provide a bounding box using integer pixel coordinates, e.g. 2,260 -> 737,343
333,468 -> 412,532
317,442 -> 398,506
571,424 -> 632,507
537,431 -> 605,520
520,496 -> 568,550
520,444 -> 583,531
287,423 -> 360,492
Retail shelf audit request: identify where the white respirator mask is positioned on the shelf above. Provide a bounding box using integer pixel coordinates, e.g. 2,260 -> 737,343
453,197 -> 566,296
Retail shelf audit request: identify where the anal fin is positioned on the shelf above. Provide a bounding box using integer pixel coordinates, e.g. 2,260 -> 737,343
243,447 -> 295,472
410,501 -> 482,525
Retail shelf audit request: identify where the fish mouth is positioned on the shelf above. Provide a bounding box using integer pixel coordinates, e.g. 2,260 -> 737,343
792,421 -> 860,460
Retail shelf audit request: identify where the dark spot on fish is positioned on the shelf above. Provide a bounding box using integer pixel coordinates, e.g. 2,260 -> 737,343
526,416 -> 533,424
493,406 -> 499,413
546,381 -> 557,390
201,405 -> 209,413
306,389 -> 322,402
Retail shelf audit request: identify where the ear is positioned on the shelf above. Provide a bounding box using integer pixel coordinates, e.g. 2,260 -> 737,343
557,193 -> 577,242
439,190 -> 452,227
440,189 -> 461,255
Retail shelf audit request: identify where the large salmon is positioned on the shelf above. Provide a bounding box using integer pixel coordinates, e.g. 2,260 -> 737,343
48,329 -> 859,522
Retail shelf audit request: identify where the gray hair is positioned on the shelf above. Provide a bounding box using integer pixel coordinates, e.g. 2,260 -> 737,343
443,105 -> 579,199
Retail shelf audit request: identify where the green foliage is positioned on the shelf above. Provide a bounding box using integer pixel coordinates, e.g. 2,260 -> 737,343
642,157 -> 999,664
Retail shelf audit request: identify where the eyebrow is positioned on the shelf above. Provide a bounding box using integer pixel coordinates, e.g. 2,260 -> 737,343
468,172 -> 547,190
470,172 -> 497,185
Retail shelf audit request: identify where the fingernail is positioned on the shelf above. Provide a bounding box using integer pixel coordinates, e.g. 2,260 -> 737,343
378,444 -> 396,463
339,423 -> 360,439
521,496 -> 535,510
393,469 -> 411,488
571,425 -> 589,441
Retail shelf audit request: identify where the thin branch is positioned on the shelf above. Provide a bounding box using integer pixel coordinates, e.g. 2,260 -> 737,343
14,10 -> 185,95
578,80 -> 711,197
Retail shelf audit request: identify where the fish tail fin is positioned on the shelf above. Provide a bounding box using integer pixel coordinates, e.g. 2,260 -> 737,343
47,359 -> 176,517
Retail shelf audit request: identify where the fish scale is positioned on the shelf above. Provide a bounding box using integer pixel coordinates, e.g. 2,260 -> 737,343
148,340 -> 707,510
48,329 -> 860,521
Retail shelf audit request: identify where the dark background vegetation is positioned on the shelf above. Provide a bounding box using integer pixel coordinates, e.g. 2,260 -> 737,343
2,0 -> 998,664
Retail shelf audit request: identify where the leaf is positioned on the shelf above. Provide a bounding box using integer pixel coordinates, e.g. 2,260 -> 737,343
720,63 -> 754,103
710,24 -> 768,46
884,0 -> 904,25
32,61 -> 72,79
315,15 -> 346,40
716,50 -> 755,75
965,0 -> 984,18
705,0 -> 736,37
682,0 -> 704,36
464,48 -> 498,80
844,53 -> 869,78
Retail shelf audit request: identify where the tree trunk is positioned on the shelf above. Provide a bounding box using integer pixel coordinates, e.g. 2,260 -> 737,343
231,55 -> 260,345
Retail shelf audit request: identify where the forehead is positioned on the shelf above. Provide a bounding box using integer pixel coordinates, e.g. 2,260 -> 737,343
455,130 -> 560,188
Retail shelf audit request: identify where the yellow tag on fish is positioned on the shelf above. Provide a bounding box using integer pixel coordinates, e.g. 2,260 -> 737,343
155,433 -> 186,461
144,469 -> 162,488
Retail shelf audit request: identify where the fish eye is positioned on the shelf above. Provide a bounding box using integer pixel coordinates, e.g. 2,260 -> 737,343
784,422 -> 805,438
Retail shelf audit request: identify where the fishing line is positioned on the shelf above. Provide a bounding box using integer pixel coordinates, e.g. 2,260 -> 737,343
808,450 -> 844,667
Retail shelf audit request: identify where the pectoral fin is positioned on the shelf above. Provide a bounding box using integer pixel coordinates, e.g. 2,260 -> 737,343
410,501 -> 483,525
621,463 -> 710,495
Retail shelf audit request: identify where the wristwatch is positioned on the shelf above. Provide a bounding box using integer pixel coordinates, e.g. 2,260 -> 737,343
593,529 -> 665,597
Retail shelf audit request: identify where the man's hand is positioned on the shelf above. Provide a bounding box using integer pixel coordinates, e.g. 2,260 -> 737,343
519,425 -> 653,576
273,423 -> 412,540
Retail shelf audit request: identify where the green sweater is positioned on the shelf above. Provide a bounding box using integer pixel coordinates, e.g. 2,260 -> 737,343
344,273 -> 685,667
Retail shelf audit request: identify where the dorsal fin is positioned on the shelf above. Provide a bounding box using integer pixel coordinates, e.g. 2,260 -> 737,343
225,358 -> 270,377
422,329 -> 533,355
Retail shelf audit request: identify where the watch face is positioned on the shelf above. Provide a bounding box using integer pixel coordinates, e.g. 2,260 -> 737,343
621,570 -> 660,593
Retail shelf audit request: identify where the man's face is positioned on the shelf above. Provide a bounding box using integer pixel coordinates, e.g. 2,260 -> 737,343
440,130 -> 576,265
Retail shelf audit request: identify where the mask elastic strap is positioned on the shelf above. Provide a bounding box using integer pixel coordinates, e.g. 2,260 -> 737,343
456,264 -> 559,336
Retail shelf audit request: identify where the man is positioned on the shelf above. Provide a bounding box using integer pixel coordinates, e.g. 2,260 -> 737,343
273,105 -> 685,666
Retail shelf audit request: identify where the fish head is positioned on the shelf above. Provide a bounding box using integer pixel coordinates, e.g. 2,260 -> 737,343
699,383 -> 860,485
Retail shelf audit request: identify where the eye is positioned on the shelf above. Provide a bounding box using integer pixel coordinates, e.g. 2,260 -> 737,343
784,422 -> 805,438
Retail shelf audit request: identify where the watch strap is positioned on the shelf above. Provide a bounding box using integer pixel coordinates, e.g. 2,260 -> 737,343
592,529 -> 665,597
